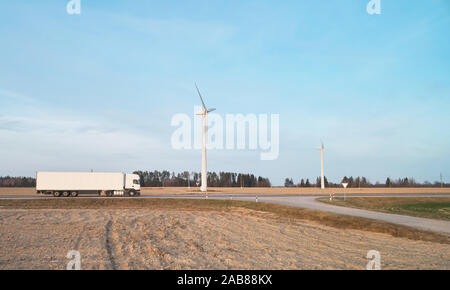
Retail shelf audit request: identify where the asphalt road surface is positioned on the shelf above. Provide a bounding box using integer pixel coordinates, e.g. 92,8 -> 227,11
228,195 -> 450,235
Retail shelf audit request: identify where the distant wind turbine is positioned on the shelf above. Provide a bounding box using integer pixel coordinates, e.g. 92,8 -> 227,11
195,83 -> 216,192
317,141 -> 325,189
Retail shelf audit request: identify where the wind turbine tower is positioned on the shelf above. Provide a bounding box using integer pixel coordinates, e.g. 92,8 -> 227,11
195,83 -> 216,192
317,142 -> 325,189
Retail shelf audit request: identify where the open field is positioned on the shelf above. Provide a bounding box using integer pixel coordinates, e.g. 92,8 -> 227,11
318,197 -> 450,221
0,198 -> 449,243
0,200 -> 449,269
141,187 -> 450,195
1,187 -> 450,196
0,199 -> 449,270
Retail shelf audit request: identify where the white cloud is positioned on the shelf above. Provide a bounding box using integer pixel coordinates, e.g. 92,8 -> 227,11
0,91 -> 168,175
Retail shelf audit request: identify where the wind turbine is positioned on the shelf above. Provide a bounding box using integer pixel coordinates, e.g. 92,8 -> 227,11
195,83 -> 216,192
317,141 -> 325,189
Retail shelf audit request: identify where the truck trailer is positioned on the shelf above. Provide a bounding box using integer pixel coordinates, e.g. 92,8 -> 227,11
36,172 -> 141,197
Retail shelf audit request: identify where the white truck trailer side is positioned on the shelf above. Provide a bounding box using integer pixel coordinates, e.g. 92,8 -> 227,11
36,172 -> 141,197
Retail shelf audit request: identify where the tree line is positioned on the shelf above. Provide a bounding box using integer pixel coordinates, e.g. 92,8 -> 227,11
0,174 -> 446,188
285,176 -> 448,188
0,171 -> 271,188
0,176 -> 36,187
132,170 -> 271,187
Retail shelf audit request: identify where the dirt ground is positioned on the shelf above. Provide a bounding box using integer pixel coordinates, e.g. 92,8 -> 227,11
1,208 -> 449,270
1,187 -> 450,196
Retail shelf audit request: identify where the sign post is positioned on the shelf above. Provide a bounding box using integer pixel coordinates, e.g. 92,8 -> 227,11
341,182 -> 349,201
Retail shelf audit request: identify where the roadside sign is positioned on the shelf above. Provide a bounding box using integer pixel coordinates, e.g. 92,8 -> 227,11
342,183 -> 349,201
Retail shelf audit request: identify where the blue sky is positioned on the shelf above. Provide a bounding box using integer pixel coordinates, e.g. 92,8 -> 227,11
0,0 -> 449,185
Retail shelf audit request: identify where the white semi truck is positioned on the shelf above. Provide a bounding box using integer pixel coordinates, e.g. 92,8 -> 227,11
36,172 -> 141,197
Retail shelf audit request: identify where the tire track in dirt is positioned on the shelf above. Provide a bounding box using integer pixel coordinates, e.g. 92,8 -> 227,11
73,225 -> 86,251
105,213 -> 118,270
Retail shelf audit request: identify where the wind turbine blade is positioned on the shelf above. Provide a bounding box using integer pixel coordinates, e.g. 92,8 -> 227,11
207,108 -> 216,113
195,83 -> 207,111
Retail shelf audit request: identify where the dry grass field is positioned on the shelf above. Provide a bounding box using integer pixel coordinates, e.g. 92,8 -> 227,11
1,188 -> 449,270
319,197 -> 450,221
0,187 -> 36,196
0,208 -> 448,270
143,187 -> 450,195
1,186 -> 450,196
0,199 -> 449,270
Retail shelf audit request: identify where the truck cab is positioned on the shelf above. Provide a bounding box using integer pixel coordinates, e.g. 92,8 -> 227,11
125,174 -> 141,196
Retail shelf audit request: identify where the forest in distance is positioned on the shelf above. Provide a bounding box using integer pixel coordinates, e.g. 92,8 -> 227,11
0,171 -> 447,188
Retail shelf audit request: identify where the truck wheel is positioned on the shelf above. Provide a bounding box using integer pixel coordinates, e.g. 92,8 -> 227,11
70,191 -> 78,197
106,191 -> 112,197
53,191 -> 61,197
62,191 -> 70,197
129,190 -> 136,197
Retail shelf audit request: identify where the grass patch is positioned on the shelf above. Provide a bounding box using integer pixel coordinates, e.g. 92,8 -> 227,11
0,198 -> 449,244
318,197 -> 450,221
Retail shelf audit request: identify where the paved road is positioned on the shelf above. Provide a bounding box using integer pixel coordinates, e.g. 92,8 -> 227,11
226,195 -> 450,235
1,193 -> 450,235
2,193 -> 450,199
